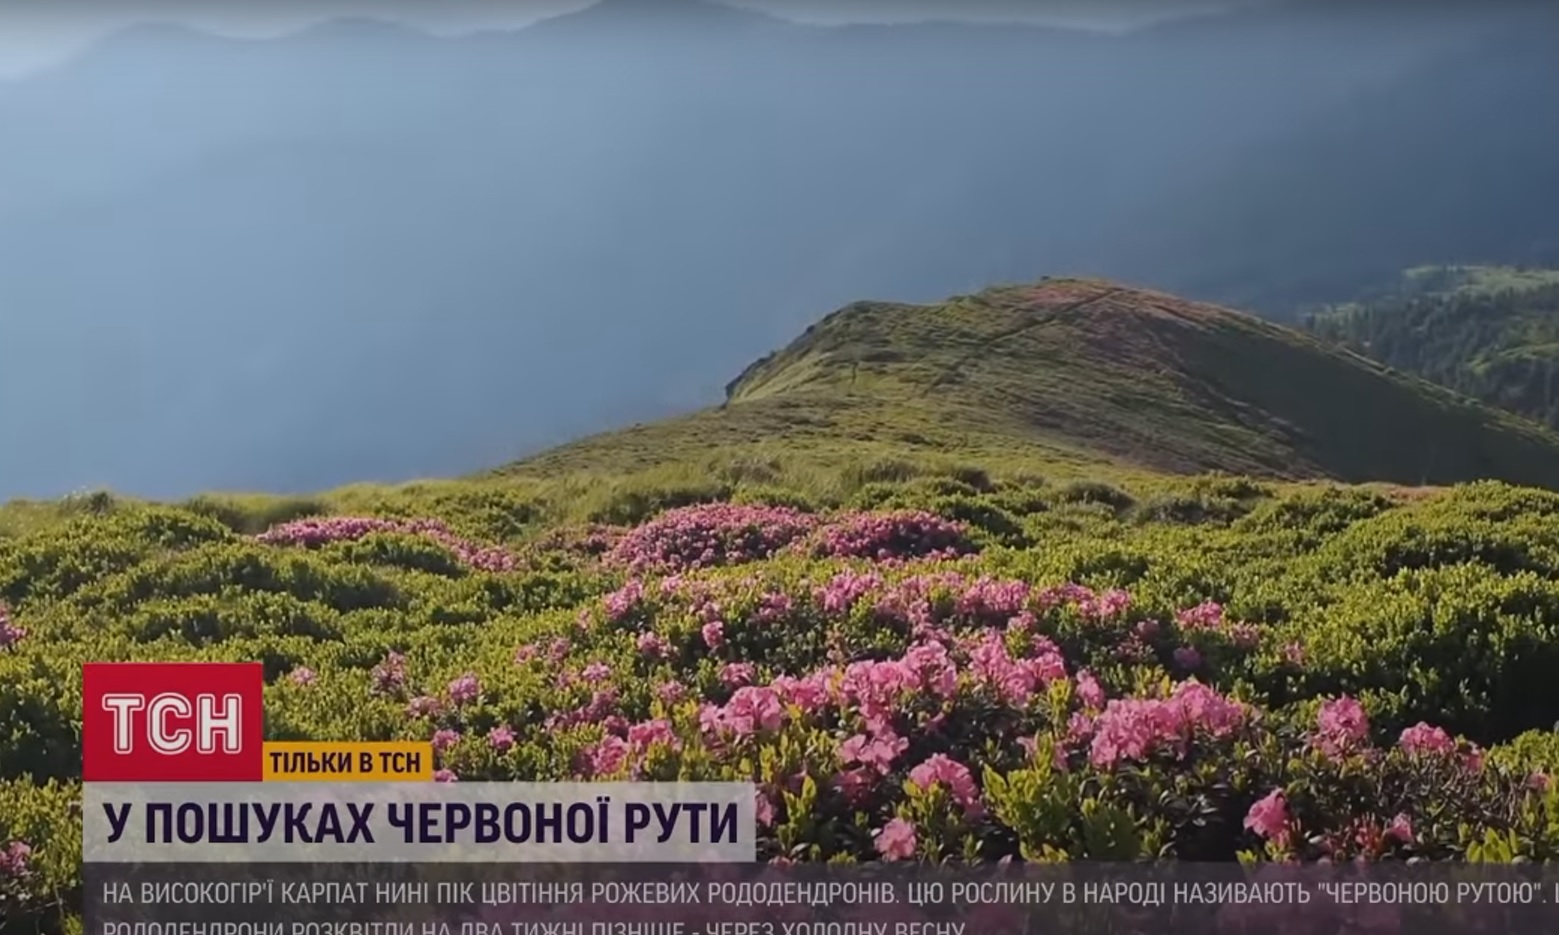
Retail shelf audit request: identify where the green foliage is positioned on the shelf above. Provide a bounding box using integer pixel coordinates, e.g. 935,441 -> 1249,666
4,475 -> 1559,930
1307,265 -> 1559,428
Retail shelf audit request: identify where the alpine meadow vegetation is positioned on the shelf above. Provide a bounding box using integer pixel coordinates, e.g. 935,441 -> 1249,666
9,279 -> 1559,932
8,474 -> 1559,931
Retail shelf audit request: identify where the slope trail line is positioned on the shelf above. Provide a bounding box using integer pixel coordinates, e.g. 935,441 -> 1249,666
919,286 -> 1127,397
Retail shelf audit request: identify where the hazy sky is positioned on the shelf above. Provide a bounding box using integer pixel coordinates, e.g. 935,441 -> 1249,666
0,0 -> 1277,78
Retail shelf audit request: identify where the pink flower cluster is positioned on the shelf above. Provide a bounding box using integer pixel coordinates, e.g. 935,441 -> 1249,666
0,840 -> 30,878
810,510 -> 971,562
1398,721 -> 1483,770
403,673 -> 483,719
256,516 -> 517,572
371,652 -> 408,695
1244,789 -> 1291,845
608,504 -> 822,573
1174,601 -> 1260,648
908,754 -> 982,817
874,818 -> 916,860
1080,680 -> 1247,768
603,504 -> 977,574
1312,696 -> 1370,759
1398,722 -> 1455,756
0,604 -> 23,650
583,718 -> 682,778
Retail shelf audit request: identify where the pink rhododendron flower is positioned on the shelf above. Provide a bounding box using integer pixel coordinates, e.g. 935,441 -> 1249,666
838,731 -> 909,775
754,591 -> 794,622
1080,588 -> 1131,620
720,662 -> 756,688
700,686 -> 785,738
609,503 -> 820,572
755,789 -> 776,828
1088,681 -> 1245,768
1067,711 -> 1096,743
603,579 -> 646,621
1227,623 -> 1260,649
1386,813 -> 1413,844
431,729 -> 460,753
834,768 -> 875,805
447,673 -> 481,705
1074,669 -> 1106,709
1244,789 -> 1290,845
967,630 -> 1064,705
0,841 -> 32,878
636,631 -> 671,658
289,667 -> 317,686
372,652 -> 408,695
655,680 -> 689,704
406,695 -> 444,718
908,754 -> 982,817
1312,696 -> 1370,759
1398,723 -> 1455,756
433,769 -> 458,783
812,510 -> 971,561
770,673 -> 831,713
702,621 -> 726,649
626,719 -> 680,752
1006,611 -> 1036,634
1173,646 -> 1202,671
584,736 -> 630,777
1176,601 -> 1225,631
488,726 -> 515,751
0,605 -> 26,651
815,570 -> 884,614
956,577 -> 1031,624
874,818 -> 917,860
257,516 -> 516,571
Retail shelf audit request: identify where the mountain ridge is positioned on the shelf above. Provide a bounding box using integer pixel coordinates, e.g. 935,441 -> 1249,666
498,278 -> 1559,490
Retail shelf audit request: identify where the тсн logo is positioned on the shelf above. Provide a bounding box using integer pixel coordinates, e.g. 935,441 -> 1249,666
82,662 -> 264,782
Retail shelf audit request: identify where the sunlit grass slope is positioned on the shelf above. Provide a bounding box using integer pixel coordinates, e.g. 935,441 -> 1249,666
502,278 -> 1559,489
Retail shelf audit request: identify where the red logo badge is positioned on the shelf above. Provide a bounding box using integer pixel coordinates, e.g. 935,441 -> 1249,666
82,662 -> 264,782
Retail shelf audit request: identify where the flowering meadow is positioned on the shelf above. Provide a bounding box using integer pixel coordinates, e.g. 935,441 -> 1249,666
6,473 -> 1559,931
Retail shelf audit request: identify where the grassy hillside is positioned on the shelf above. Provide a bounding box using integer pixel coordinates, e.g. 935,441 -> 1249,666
506,278 -> 1559,489
9,278 -> 1559,931
1307,265 -> 1559,428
